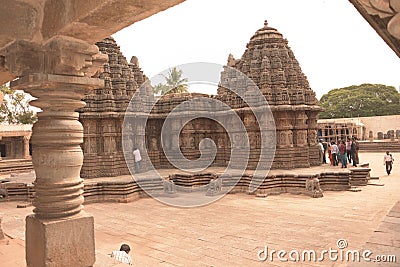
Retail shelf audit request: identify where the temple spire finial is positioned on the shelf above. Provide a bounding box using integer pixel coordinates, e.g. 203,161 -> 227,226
264,20 -> 268,27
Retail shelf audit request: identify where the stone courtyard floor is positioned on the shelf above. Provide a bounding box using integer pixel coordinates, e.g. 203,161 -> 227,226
0,152 -> 399,266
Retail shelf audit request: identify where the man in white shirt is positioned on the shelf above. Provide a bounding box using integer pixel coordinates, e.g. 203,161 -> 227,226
318,140 -> 324,164
331,141 -> 339,166
133,147 -> 142,173
383,151 -> 394,175
110,244 -> 133,265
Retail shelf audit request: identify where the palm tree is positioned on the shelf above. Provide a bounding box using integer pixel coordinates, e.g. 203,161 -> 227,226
152,67 -> 189,95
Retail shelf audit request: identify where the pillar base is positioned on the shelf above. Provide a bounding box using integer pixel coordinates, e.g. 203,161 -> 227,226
26,213 -> 95,267
0,218 -> 5,240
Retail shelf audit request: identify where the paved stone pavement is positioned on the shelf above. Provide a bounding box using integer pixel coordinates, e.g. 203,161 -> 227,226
347,200 -> 400,267
0,152 -> 399,266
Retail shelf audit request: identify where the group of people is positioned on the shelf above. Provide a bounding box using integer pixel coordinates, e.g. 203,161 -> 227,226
318,137 -> 360,168
318,138 -> 395,175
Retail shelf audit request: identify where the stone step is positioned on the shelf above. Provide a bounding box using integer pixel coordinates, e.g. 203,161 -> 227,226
0,159 -> 33,174
359,141 -> 400,152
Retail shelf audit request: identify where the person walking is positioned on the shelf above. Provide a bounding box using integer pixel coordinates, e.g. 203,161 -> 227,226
346,138 -> 352,163
133,147 -> 142,173
338,140 -> 347,168
322,141 -> 328,164
383,151 -> 394,175
350,137 -> 357,167
331,141 -> 339,166
318,140 -> 324,164
328,143 -> 333,165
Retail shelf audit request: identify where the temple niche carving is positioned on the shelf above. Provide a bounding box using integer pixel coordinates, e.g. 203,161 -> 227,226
79,21 -> 322,178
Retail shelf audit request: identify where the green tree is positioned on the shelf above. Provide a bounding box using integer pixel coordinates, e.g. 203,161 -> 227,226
318,84 -> 400,119
0,85 -> 37,124
152,67 -> 189,95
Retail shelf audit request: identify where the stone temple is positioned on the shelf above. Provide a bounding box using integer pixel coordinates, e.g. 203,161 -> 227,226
79,21 -> 323,177
0,0 -> 396,266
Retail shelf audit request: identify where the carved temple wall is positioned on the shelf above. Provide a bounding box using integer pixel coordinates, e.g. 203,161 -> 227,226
144,96 -> 321,170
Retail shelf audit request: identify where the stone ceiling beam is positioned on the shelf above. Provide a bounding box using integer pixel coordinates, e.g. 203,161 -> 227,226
349,0 -> 400,58
42,0 -> 185,44
0,0 -> 43,50
0,0 -> 185,85
0,0 -> 184,49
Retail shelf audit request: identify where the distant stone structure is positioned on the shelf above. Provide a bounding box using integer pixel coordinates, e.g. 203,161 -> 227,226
369,131 -> 373,141
0,125 -> 32,160
318,115 -> 400,141
317,119 -> 365,142
79,21 -> 323,177
317,118 -> 400,152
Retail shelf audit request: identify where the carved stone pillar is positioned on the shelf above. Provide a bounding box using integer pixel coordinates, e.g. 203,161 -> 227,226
6,36 -> 105,267
0,94 -> 2,161
23,136 -> 30,159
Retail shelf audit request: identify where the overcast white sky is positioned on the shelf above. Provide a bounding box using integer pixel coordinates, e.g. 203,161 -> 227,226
113,0 -> 400,99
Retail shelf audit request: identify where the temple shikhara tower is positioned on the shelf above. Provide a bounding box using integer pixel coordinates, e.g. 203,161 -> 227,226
79,21 -> 323,177
217,21 -> 322,168
79,37 -> 153,178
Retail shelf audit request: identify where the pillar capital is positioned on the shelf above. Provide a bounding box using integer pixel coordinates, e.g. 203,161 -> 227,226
2,35 -> 107,79
11,72 -> 103,99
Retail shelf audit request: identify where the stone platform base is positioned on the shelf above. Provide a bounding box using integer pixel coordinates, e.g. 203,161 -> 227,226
1,165 -> 372,203
0,218 -> 4,240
